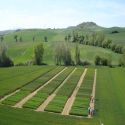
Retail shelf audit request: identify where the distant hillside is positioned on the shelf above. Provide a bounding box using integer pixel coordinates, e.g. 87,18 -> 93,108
0,30 -> 17,35
67,22 -> 104,31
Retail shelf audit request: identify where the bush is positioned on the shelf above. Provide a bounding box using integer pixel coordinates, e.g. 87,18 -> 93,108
95,55 -> 112,66
78,60 -> 91,66
0,43 -> 14,67
34,43 -> 44,65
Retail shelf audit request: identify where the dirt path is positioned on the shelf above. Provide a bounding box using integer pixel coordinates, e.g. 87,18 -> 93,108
13,67 -> 67,108
36,68 -> 77,112
62,68 -> 88,115
88,69 -> 97,118
0,89 -> 20,103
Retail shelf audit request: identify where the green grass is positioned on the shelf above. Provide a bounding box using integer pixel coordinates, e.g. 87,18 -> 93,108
70,68 -> 95,116
95,67 -> 125,125
23,67 -> 74,109
0,66 -> 54,98
1,28 -> 122,65
45,68 -> 84,113
1,67 -> 64,106
0,105 -> 97,125
1,67 -> 125,125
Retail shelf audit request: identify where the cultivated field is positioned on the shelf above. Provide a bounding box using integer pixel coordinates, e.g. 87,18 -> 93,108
0,66 -> 125,125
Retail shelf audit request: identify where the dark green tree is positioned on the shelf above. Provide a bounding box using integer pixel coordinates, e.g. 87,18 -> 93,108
44,36 -> 48,42
14,35 -> 18,42
0,35 -> 4,42
34,43 -> 44,65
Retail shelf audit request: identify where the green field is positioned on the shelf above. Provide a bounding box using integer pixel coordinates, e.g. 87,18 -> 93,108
1,26 -> 124,65
0,66 -> 125,125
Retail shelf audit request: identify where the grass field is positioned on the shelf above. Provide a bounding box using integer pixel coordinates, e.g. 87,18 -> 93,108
1,28 -> 123,65
1,67 -> 64,106
0,66 -> 55,98
0,66 -> 125,125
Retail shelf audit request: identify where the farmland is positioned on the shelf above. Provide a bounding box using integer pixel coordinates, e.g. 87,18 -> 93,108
0,66 -> 125,125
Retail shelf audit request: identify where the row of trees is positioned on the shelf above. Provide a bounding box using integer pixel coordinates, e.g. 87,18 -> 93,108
54,42 -> 73,65
54,41 -> 90,66
65,32 -> 124,54
0,35 -> 48,43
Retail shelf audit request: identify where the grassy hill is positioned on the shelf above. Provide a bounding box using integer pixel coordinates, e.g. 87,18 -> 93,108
1,22 -> 125,65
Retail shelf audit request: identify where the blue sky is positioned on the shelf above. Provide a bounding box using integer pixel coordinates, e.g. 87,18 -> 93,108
0,0 -> 125,30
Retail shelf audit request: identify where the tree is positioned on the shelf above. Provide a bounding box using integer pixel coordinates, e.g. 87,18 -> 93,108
33,36 -> 35,42
95,56 -> 101,65
0,35 -> 4,42
54,42 -> 72,66
75,43 -> 81,65
19,37 -> 22,42
44,36 -> 48,42
14,35 -> 18,42
67,34 -> 71,42
119,48 -> 125,66
97,33 -> 105,47
0,43 -> 14,67
65,36 -> 68,42
34,43 -> 44,65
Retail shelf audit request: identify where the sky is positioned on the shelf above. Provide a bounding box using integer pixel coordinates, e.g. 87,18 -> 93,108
0,0 -> 125,30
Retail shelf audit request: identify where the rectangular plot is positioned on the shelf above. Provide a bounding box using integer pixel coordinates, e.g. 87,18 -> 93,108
45,68 -> 84,113
70,68 -> 95,116
23,67 -> 74,109
45,95 -> 68,113
2,90 -> 30,105
1,67 -> 64,106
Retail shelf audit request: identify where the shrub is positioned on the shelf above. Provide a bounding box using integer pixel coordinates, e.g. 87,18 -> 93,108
0,43 -> 14,67
34,43 -> 44,65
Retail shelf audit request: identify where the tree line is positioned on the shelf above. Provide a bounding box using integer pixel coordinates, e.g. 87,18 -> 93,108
0,35 -> 48,43
65,32 -> 124,54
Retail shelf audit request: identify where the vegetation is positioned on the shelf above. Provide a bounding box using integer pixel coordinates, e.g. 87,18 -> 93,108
66,32 -> 124,54
23,67 -> 74,109
34,43 -> 44,65
0,67 -> 125,125
0,66 -> 54,98
54,42 -> 73,66
95,55 -> 112,66
45,68 -> 84,113
2,67 -> 63,105
0,43 -> 14,67
70,69 -> 94,116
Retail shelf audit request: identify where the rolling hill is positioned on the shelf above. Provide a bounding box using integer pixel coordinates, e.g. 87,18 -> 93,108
0,22 -> 125,65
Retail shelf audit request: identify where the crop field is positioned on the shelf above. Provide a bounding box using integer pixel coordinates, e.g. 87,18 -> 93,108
0,66 -> 96,117
0,66 -> 125,125
70,69 -> 95,116
1,66 -> 64,106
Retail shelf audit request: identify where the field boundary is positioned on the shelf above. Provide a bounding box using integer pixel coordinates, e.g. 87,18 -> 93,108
62,68 -> 88,115
36,68 -> 77,112
13,67 -> 67,108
